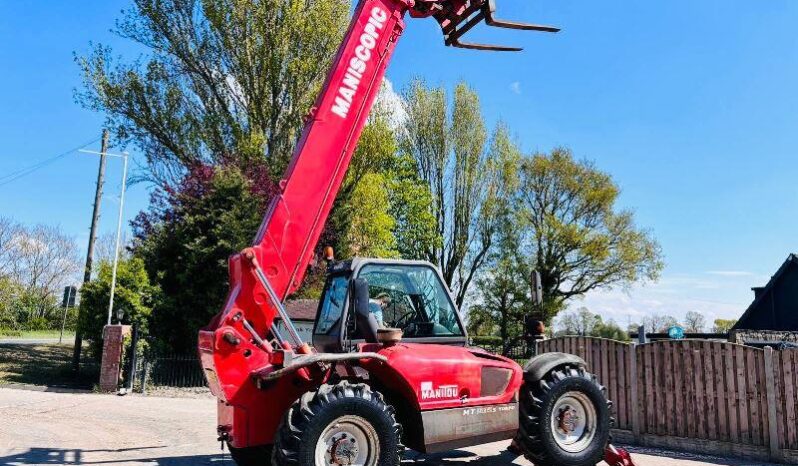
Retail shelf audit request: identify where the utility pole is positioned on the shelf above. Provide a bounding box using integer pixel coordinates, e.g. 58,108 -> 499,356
72,129 -> 109,371
106,151 -> 128,325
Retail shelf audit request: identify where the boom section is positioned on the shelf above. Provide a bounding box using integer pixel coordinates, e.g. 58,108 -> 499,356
223,0 -> 411,338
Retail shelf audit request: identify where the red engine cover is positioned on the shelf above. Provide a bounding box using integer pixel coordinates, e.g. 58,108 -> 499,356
361,343 -> 523,410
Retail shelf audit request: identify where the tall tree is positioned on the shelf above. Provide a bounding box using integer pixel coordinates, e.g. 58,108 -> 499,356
342,173 -> 399,259
327,103 -> 423,261
683,310 -> 707,333
516,148 -> 664,322
5,224 -> 80,312
0,217 -> 20,279
299,99 -> 439,296
386,152 -> 439,261
555,307 -> 630,341
0,220 -> 80,328
0,277 -> 23,329
401,80 -> 514,306
466,257 -> 530,356
712,318 -> 737,333
557,307 -> 603,336
78,257 -> 157,357
76,0 -> 350,183
642,314 -> 678,333
132,164 -> 273,353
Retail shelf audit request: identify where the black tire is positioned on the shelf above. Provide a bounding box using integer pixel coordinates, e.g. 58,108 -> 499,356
273,381 -> 403,466
228,443 -> 273,466
516,365 -> 612,466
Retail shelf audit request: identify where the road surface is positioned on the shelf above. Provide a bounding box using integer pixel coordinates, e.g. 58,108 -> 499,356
0,387 -> 779,466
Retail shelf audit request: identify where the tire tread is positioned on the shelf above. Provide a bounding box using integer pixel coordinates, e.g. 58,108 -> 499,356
273,381 -> 403,466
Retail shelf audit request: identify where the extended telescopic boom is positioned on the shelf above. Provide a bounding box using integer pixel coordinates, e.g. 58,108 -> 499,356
215,0 -> 557,351
199,4 -> 638,464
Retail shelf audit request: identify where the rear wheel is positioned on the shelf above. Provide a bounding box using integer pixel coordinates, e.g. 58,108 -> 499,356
273,381 -> 403,466
516,365 -> 612,466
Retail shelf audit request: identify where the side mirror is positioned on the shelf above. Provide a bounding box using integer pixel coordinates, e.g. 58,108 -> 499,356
526,271 -> 545,340
531,270 -> 543,306
353,278 -> 379,343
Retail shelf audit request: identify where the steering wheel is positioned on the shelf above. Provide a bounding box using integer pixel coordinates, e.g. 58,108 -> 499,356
393,311 -> 416,329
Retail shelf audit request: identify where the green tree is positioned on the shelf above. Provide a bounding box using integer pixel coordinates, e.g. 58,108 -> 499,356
0,277 -> 23,329
516,148 -> 664,322
0,219 -> 80,330
594,319 -> 630,341
386,153 -> 439,261
401,80 -> 516,306
132,165 -> 268,353
712,318 -> 737,333
77,257 -> 157,357
327,109 -> 401,260
342,98 -> 439,260
299,102 -> 439,296
76,0 -> 350,182
76,0 -> 442,341
342,173 -> 398,258
556,307 -> 603,336
466,125 -> 526,347
466,257 -> 530,356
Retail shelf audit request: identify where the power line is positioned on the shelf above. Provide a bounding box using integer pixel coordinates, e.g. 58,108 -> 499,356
0,136 -> 103,187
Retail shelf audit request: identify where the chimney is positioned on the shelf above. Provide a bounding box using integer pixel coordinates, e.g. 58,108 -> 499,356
752,286 -> 765,299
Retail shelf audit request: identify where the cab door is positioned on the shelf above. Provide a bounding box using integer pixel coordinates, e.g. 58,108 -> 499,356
312,273 -> 350,352
350,261 -> 467,345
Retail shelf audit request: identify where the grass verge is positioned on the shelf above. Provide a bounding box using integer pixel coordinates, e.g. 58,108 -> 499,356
0,329 -> 75,340
0,343 -> 98,389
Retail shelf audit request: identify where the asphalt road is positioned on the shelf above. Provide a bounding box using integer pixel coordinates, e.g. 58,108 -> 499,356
0,387 -> 780,466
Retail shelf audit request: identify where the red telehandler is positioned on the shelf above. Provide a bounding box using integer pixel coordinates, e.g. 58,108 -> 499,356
199,1 -> 636,465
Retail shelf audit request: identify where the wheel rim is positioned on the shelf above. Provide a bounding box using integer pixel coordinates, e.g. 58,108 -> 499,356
314,415 -> 380,466
550,390 -> 598,453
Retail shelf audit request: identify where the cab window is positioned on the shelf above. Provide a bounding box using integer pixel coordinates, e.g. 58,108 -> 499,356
315,275 -> 348,334
357,264 -> 464,338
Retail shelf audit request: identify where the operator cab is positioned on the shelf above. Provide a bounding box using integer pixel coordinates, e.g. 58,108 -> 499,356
312,258 -> 467,352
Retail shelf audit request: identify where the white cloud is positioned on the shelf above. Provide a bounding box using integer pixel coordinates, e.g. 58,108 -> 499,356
373,78 -> 407,130
705,270 -> 755,277
224,74 -> 247,107
510,81 -> 522,94
570,273 -> 753,326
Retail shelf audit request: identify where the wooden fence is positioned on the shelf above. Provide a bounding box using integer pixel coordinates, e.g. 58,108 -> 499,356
537,337 -> 798,464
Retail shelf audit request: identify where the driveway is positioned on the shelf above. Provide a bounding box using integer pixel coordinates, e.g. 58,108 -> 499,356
0,387 -> 780,466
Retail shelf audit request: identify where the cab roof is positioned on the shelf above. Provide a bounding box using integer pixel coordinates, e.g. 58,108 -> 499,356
327,257 -> 438,275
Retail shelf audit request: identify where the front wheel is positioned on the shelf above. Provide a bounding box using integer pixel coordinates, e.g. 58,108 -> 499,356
273,381 -> 403,466
515,366 -> 612,466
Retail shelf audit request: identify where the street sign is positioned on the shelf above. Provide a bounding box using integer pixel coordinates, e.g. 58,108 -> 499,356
62,286 -> 77,308
668,326 -> 685,340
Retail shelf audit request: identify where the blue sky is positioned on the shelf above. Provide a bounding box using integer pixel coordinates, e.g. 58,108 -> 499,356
1,1 -> 797,327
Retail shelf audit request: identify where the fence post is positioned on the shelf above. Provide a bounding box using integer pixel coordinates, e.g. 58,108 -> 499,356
630,342 -> 641,442
141,360 -> 151,394
764,346 -> 781,462
126,325 -> 139,392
